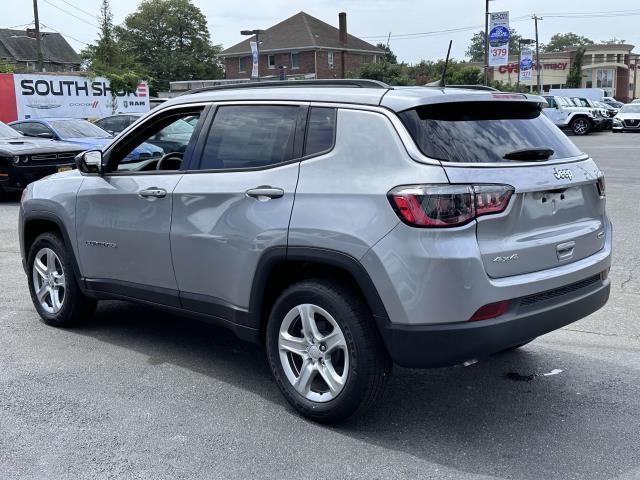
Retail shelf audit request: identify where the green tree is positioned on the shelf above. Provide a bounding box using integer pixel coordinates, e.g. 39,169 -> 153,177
81,0 -> 147,111
543,33 -> 593,53
376,42 -> 397,64
0,59 -> 15,73
116,0 -> 222,93
357,61 -> 412,85
466,29 -> 523,62
565,46 -> 586,88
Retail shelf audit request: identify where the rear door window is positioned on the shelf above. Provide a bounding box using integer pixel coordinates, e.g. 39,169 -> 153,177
399,101 -> 582,164
200,105 -> 300,170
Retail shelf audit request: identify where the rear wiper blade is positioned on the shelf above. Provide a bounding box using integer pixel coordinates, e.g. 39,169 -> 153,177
503,148 -> 554,161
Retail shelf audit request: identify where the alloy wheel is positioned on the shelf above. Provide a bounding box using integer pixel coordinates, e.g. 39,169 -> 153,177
32,248 -> 66,314
573,118 -> 589,135
278,303 -> 349,402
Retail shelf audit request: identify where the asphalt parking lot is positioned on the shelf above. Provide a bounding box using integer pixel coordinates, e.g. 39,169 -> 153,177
1,131 -> 639,480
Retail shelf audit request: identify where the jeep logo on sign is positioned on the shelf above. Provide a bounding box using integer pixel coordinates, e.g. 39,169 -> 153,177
553,168 -> 573,181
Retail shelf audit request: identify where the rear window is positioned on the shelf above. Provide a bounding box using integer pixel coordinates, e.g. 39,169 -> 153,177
399,101 -> 582,163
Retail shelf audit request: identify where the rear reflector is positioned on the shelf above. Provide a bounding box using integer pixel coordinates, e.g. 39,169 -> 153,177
469,301 -> 510,321
389,184 -> 513,228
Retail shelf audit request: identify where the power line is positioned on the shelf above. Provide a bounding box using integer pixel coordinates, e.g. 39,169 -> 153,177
39,21 -> 91,45
54,0 -> 96,20
359,8 -> 640,41
41,0 -> 99,28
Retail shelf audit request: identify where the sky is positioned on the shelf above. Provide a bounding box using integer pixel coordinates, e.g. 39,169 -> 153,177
3,0 -> 640,63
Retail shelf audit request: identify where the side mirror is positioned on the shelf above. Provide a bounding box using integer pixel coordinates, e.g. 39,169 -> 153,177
75,150 -> 103,174
37,132 -> 54,139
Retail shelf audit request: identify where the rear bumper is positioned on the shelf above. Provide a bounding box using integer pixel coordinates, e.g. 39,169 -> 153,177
0,163 -> 73,192
381,277 -> 610,368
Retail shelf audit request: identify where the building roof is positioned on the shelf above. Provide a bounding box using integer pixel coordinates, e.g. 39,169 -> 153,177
220,11 -> 383,57
0,29 -> 81,64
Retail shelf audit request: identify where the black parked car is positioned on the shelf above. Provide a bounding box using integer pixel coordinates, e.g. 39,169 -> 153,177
0,121 -> 82,194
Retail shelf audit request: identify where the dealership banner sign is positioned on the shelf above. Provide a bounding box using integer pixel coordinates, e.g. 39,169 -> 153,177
250,41 -> 259,78
488,11 -> 510,67
519,49 -> 533,83
0,73 -> 149,123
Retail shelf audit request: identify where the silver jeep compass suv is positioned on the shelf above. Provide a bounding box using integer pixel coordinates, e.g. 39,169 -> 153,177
19,80 -> 611,423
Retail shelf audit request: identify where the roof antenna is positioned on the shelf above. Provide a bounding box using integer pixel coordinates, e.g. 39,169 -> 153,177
426,40 -> 452,88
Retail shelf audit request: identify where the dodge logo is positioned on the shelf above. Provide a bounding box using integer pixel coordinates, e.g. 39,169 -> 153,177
553,168 -> 573,181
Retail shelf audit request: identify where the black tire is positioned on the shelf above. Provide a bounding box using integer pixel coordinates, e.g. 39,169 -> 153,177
27,232 -> 96,327
266,279 -> 392,423
570,116 -> 592,135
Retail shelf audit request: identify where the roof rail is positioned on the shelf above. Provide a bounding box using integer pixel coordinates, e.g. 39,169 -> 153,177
426,84 -> 500,92
182,79 -> 392,96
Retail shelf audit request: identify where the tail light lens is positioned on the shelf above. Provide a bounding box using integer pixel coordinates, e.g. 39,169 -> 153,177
389,184 -> 514,228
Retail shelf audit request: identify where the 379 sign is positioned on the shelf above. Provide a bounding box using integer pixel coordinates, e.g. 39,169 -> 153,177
488,11 -> 510,67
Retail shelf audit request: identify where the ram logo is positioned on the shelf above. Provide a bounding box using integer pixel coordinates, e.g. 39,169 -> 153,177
553,168 -> 573,181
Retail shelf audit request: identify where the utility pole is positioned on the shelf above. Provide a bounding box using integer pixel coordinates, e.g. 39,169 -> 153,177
32,0 -> 44,72
484,0 -> 489,85
533,14 -> 542,94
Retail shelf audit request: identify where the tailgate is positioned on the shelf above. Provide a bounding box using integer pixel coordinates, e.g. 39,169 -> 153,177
444,158 -> 606,278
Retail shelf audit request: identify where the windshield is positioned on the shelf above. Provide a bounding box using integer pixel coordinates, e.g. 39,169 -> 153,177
161,118 -> 194,135
620,105 -> 640,114
558,97 -> 574,107
50,119 -> 111,138
399,101 -> 582,163
0,121 -> 22,138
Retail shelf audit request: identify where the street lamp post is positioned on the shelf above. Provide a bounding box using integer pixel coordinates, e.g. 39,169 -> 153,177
240,29 -> 265,81
517,38 -> 535,89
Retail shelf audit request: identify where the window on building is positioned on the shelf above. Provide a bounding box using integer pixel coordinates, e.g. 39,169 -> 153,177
304,107 -> 336,156
328,51 -> 334,69
200,105 -> 300,170
596,69 -> 614,89
291,52 -> 300,69
238,57 -> 247,72
362,55 -> 371,64
268,55 -> 276,69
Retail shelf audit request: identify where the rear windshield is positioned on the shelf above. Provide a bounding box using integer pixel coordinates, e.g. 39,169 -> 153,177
399,101 -> 582,163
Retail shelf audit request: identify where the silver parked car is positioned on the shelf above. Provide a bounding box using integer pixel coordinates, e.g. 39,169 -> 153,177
19,80 -> 611,423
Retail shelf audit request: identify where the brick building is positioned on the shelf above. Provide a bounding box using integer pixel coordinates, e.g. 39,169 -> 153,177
0,28 -> 80,72
219,12 -> 383,80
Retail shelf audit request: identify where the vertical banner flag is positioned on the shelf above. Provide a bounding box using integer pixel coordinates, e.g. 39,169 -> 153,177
250,41 -> 259,78
488,11 -> 510,67
519,49 -> 533,83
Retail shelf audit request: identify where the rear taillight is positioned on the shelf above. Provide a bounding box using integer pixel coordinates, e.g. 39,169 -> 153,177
388,184 -> 514,228
596,175 -> 606,198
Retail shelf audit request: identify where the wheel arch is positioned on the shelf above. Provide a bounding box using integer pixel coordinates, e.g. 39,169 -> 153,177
249,247 -> 390,339
22,211 -> 84,285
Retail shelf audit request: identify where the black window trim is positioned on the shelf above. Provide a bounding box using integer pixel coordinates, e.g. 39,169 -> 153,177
98,103 -> 211,176
186,102 -> 337,175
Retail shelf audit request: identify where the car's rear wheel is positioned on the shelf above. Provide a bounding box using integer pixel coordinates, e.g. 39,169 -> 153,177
27,232 -> 96,327
266,280 -> 391,423
570,117 -> 591,135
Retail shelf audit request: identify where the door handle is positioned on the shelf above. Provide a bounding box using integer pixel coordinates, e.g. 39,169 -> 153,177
246,186 -> 284,201
556,241 -> 575,261
139,187 -> 167,199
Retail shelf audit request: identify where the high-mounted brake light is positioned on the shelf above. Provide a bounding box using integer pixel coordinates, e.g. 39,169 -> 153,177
388,184 -> 514,228
491,93 -> 527,100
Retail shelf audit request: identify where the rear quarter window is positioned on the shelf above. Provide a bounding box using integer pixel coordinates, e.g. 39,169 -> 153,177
399,101 -> 582,163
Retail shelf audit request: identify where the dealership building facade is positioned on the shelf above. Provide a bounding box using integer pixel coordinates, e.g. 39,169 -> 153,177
488,44 -> 639,102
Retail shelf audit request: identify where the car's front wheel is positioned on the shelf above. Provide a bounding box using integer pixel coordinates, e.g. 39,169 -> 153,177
27,232 -> 96,327
266,280 -> 391,423
570,117 -> 592,135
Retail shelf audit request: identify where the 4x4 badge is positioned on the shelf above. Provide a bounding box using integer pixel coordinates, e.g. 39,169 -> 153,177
553,168 -> 573,180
